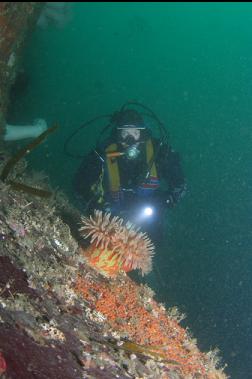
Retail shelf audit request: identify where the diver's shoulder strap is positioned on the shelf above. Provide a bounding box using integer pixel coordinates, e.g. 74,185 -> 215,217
105,143 -> 120,192
146,139 -> 158,178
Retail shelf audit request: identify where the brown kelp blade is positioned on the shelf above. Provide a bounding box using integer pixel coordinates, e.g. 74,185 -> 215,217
7,180 -> 52,198
1,124 -> 59,197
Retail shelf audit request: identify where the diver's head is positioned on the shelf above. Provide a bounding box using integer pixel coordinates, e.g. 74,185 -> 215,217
114,109 -> 147,160
119,127 -> 141,146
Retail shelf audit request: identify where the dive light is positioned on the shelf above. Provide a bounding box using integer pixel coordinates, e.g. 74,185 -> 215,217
133,205 -> 155,225
142,206 -> 154,217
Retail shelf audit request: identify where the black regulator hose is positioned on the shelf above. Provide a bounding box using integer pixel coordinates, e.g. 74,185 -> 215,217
63,115 -> 111,159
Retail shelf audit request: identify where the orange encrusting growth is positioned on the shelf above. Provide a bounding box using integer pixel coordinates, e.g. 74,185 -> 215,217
77,211 -> 227,378
75,274 -> 217,378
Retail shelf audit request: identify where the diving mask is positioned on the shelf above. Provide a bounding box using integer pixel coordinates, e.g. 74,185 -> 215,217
119,126 -> 141,142
117,124 -> 145,142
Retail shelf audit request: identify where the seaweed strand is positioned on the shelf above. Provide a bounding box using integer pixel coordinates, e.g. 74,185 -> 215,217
7,180 -> 52,198
1,124 -> 58,181
1,124 -> 58,197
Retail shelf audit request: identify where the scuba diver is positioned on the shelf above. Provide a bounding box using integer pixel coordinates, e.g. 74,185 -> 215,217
67,102 -> 186,243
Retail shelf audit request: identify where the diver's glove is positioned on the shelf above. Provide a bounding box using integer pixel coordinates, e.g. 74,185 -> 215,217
103,202 -> 112,214
163,186 -> 187,208
153,191 -> 176,209
165,194 -> 176,208
157,192 -> 176,208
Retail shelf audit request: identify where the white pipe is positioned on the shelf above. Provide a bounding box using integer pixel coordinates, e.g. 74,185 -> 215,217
4,119 -> 48,141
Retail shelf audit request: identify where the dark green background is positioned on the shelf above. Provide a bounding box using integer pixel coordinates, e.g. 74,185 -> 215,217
9,3 -> 252,377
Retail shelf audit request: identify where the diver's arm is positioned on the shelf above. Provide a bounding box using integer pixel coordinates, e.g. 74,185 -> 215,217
156,143 -> 187,207
73,150 -> 103,202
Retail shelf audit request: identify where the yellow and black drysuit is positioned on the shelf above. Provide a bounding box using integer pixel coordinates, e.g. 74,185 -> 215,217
73,137 -> 186,214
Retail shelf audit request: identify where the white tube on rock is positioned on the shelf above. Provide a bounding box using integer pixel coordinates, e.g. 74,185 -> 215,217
4,119 -> 48,141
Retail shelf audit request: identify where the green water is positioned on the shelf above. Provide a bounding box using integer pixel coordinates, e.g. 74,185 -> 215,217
9,3 -> 252,377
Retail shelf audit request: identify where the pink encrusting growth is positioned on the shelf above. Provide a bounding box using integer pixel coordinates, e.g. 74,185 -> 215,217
0,352 -> 7,375
79,210 -> 154,277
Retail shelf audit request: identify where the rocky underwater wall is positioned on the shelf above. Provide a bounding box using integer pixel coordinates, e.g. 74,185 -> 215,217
0,163 -> 228,379
0,4 -> 228,379
0,2 -> 43,141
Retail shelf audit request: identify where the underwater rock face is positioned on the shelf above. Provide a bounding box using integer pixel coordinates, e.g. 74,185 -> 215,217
0,3 -> 42,137
0,152 -> 228,379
